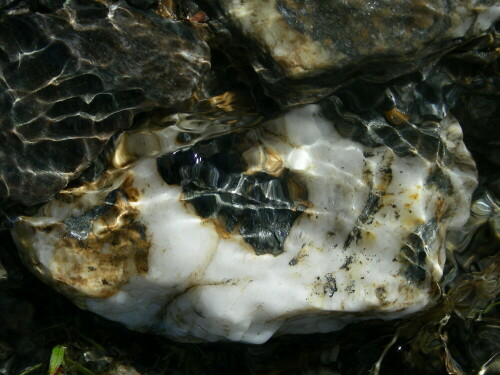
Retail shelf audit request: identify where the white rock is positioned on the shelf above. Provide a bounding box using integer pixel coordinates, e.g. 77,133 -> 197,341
12,105 -> 477,343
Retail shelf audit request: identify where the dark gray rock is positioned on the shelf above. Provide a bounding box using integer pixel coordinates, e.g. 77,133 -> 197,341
125,0 -> 158,10
210,0 -> 500,107
0,0 -> 17,10
28,0 -> 65,12
444,37 -> 500,166
0,0 -> 210,211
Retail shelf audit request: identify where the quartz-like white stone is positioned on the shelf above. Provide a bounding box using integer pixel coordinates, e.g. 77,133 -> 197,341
12,105 -> 477,343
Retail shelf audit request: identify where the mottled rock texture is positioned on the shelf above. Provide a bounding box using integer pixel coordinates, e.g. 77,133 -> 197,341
12,103 -> 477,343
3,0 -> 495,347
209,0 -> 500,106
0,0 -> 209,212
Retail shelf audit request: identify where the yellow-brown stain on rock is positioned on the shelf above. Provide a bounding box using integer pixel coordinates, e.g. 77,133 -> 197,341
402,216 -> 426,230
51,174 -> 150,299
263,146 -> 287,177
435,197 -> 447,219
360,229 -> 377,248
384,108 -> 409,126
155,0 -> 176,19
375,285 -> 388,305
408,3 -> 440,30
409,192 -> 419,201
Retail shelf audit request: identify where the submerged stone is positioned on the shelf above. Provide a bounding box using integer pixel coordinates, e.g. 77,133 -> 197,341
30,0 -> 65,12
156,133 -> 308,256
125,0 -> 158,10
0,0 -> 210,212
0,0 -> 16,9
209,0 -> 500,106
12,104 -> 477,343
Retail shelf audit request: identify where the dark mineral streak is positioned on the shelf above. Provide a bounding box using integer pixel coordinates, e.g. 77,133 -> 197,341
0,0 -> 210,213
157,133 -> 306,255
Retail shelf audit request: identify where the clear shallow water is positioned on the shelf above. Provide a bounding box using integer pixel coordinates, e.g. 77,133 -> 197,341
0,0 -> 499,373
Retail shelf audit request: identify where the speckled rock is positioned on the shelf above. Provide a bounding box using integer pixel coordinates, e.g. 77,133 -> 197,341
12,104 -> 477,343
208,0 -> 500,106
0,0 -> 210,212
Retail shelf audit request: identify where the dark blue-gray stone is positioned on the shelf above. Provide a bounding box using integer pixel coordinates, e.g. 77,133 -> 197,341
0,0 -> 210,213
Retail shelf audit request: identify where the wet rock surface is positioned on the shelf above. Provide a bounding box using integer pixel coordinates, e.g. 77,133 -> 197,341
0,0 -> 499,372
0,0 -> 16,10
1,176 -> 498,373
156,132 -> 308,256
0,0 -> 209,212
12,103 -> 477,343
209,0 -> 500,106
